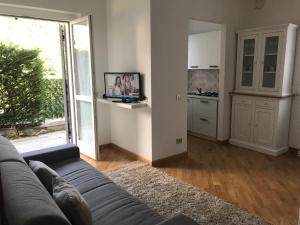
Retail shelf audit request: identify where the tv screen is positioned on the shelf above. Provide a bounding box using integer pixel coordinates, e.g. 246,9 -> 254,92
104,73 -> 141,100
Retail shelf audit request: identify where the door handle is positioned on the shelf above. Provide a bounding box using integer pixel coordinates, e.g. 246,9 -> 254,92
200,118 -> 208,122
191,66 -> 199,69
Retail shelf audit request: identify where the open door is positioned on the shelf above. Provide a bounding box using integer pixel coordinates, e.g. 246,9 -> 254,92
70,16 -> 98,159
59,24 -> 72,144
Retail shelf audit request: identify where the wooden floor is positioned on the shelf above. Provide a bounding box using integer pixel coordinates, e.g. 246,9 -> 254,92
81,135 -> 300,225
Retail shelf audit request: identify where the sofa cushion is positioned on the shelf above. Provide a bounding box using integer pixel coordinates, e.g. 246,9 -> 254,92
0,161 -> 71,225
29,160 -> 59,194
51,159 -> 113,194
0,136 -> 25,164
157,214 -> 199,225
22,144 -> 80,165
53,176 -> 92,225
50,159 -> 164,225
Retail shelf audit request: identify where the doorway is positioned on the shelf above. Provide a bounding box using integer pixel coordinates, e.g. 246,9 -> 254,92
186,19 -> 225,146
0,14 -> 99,159
0,15 -> 71,153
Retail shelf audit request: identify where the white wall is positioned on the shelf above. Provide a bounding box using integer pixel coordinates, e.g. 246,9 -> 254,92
150,0 -> 246,160
106,0 -> 152,161
239,0 -> 300,149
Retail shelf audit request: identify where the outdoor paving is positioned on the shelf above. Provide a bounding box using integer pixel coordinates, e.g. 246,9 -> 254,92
11,130 -> 67,154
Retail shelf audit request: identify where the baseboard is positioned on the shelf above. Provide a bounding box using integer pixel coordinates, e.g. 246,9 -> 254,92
229,139 -> 289,156
99,143 -> 112,150
99,143 -> 151,164
152,152 -> 188,167
188,132 -> 217,142
289,147 -> 300,153
217,139 -> 229,145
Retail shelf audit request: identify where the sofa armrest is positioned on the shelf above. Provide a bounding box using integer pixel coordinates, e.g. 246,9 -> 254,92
157,215 -> 199,225
21,144 -> 80,165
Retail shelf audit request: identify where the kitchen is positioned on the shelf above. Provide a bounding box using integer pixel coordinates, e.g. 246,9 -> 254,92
187,20 -> 223,140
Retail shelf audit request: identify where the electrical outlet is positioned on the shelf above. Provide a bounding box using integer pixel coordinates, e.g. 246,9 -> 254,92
176,138 -> 183,144
176,94 -> 182,101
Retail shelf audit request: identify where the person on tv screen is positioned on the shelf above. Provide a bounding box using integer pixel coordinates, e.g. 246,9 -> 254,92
123,74 -> 133,95
131,75 -> 139,92
112,76 -> 124,96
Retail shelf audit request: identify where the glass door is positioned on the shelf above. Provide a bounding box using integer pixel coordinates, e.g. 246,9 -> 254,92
59,24 -> 72,144
238,35 -> 259,90
259,32 -> 282,91
70,16 -> 98,159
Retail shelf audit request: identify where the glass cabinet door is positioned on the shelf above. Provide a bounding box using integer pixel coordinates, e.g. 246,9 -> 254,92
239,36 -> 257,89
260,33 -> 282,90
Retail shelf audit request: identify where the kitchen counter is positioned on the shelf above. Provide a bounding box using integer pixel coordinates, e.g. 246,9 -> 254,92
187,95 -> 219,101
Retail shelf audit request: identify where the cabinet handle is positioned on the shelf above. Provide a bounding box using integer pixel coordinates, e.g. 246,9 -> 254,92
209,65 -> 219,68
200,118 -> 208,122
200,100 -> 209,103
191,66 -> 199,69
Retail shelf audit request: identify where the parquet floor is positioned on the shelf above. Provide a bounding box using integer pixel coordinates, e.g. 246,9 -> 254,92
82,135 -> 300,225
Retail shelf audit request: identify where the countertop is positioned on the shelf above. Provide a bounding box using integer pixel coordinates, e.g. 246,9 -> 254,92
187,95 -> 219,101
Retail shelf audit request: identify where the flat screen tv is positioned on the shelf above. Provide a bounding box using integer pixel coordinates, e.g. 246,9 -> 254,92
104,72 -> 142,101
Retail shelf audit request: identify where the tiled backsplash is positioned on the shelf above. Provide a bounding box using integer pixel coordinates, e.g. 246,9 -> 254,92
188,69 -> 219,93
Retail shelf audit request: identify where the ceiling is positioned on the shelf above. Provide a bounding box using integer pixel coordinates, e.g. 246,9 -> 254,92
188,20 -> 222,35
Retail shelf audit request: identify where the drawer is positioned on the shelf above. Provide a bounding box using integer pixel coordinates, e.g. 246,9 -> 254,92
255,100 -> 275,109
193,99 -> 217,118
233,97 -> 253,105
193,116 -> 217,138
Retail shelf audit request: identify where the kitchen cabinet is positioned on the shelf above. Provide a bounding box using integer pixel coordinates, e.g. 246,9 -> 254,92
231,99 -> 253,142
188,31 -> 221,70
236,24 -> 297,96
253,107 -> 275,147
230,95 -> 291,156
187,97 -> 218,138
231,24 -> 297,156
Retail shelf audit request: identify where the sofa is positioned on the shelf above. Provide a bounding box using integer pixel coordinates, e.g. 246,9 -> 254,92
0,136 -> 199,225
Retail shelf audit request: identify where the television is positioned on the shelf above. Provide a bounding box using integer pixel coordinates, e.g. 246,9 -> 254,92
104,72 -> 142,102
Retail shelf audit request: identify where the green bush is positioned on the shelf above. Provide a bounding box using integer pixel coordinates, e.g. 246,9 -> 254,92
0,43 -> 46,132
43,79 -> 64,119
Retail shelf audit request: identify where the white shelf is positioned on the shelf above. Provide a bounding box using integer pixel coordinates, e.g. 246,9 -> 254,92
97,98 -> 148,109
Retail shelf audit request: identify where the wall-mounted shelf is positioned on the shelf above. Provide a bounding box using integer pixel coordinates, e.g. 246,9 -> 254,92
97,98 -> 148,110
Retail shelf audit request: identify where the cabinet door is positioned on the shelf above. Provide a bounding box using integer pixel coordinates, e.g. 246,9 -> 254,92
237,34 -> 259,90
192,99 -> 217,138
258,32 -> 283,91
253,107 -> 275,147
188,31 -> 221,69
232,101 -> 253,142
187,98 -> 193,131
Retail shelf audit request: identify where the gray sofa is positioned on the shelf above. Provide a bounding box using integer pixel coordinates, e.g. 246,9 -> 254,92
0,136 -> 199,225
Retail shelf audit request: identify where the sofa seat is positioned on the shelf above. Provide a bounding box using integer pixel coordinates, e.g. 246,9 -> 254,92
50,158 -> 164,225
1,136 -> 199,225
